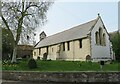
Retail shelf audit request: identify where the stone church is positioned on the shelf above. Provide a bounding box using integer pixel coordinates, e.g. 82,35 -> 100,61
33,15 -> 114,62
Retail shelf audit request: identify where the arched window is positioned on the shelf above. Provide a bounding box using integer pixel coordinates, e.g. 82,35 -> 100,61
79,39 -> 82,48
67,41 -> 70,50
103,33 -> 106,46
34,52 -> 36,56
95,31 -> 100,45
63,42 -> 65,51
99,28 -> 103,45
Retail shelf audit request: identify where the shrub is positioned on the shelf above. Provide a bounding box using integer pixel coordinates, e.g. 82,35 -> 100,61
28,59 -> 37,69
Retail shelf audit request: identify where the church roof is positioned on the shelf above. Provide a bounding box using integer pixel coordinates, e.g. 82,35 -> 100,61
35,17 -> 99,48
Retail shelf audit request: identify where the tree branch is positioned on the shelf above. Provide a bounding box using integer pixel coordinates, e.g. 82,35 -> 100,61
15,2 -> 25,44
24,13 -> 32,16
24,3 -> 43,13
1,14 -> 15,42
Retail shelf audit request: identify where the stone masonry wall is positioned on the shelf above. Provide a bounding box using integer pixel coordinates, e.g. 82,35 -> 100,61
2,71 -> 120,83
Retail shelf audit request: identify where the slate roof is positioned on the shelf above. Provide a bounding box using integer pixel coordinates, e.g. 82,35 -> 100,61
35,18 -> 98,48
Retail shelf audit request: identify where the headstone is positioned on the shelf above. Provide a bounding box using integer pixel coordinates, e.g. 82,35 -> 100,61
100,61 -> 104,71
100,61 -> 104,65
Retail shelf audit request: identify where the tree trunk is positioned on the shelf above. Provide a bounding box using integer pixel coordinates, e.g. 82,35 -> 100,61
11,45 -> 17,63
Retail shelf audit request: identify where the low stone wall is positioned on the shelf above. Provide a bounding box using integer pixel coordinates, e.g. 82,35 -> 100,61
2,71 -> 120,83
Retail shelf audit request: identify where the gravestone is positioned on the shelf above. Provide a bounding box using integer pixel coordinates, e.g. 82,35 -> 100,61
100,61 -> 104,71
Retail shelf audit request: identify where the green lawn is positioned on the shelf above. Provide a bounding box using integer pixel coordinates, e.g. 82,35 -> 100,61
2,60 -> 120,71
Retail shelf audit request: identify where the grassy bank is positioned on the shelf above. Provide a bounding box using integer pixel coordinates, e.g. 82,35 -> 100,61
2,60 -> 120,71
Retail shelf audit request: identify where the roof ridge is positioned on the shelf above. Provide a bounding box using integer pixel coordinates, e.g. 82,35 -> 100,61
89,16 -> 100,31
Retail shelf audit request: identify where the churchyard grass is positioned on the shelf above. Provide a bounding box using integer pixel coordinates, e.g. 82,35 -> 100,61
2,60 -> 120,71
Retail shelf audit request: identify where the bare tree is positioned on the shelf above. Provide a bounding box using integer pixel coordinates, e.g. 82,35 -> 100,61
0,0 -> 53,63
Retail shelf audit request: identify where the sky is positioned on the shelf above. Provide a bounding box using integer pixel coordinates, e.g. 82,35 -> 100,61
35,1 -> 118,42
